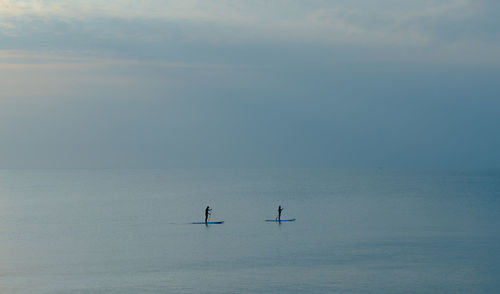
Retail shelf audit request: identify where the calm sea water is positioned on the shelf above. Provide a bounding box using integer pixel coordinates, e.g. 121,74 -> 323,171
0,169 -> 499,293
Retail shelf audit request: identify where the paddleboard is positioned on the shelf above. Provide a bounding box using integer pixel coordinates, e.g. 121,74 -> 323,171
192,221 -> 224,224
265,219 -> 296,222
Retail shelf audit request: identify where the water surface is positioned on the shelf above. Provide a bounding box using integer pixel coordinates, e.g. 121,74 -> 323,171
0,169 -> 499,293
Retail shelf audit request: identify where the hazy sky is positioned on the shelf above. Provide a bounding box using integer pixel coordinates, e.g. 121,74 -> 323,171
1,0 -> 499,168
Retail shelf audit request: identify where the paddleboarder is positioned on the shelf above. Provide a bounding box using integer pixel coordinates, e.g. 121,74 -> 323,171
278,205 -> 283,221
205,206 -> 212,224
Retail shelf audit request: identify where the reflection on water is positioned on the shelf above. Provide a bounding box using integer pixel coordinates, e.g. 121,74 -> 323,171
0,169 -> 499,294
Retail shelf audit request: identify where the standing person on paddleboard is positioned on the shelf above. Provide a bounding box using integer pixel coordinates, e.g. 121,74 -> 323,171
278,205 -> 283,221
205,206 -> 212,224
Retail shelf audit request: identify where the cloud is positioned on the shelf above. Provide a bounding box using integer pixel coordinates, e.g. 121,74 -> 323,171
0,0 -> 486,44
1,0 -> 498,65
1,1 -> 499,67
1,1 -> 499,168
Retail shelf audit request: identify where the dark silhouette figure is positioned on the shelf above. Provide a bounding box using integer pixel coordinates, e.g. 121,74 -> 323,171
205,206 -> 212,224
278,205 -> 283,221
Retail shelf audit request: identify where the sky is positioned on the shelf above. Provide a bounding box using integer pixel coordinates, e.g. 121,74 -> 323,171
1,0 -> 499,168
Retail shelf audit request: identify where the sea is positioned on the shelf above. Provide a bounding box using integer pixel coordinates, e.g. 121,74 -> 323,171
0,168 -> 499,294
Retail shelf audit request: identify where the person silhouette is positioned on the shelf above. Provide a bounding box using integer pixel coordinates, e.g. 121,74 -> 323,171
205,206 -> 212,224
278,205 -> 283,221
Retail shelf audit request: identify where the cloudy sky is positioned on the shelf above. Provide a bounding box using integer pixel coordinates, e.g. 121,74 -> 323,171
1,0 -> 499,168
